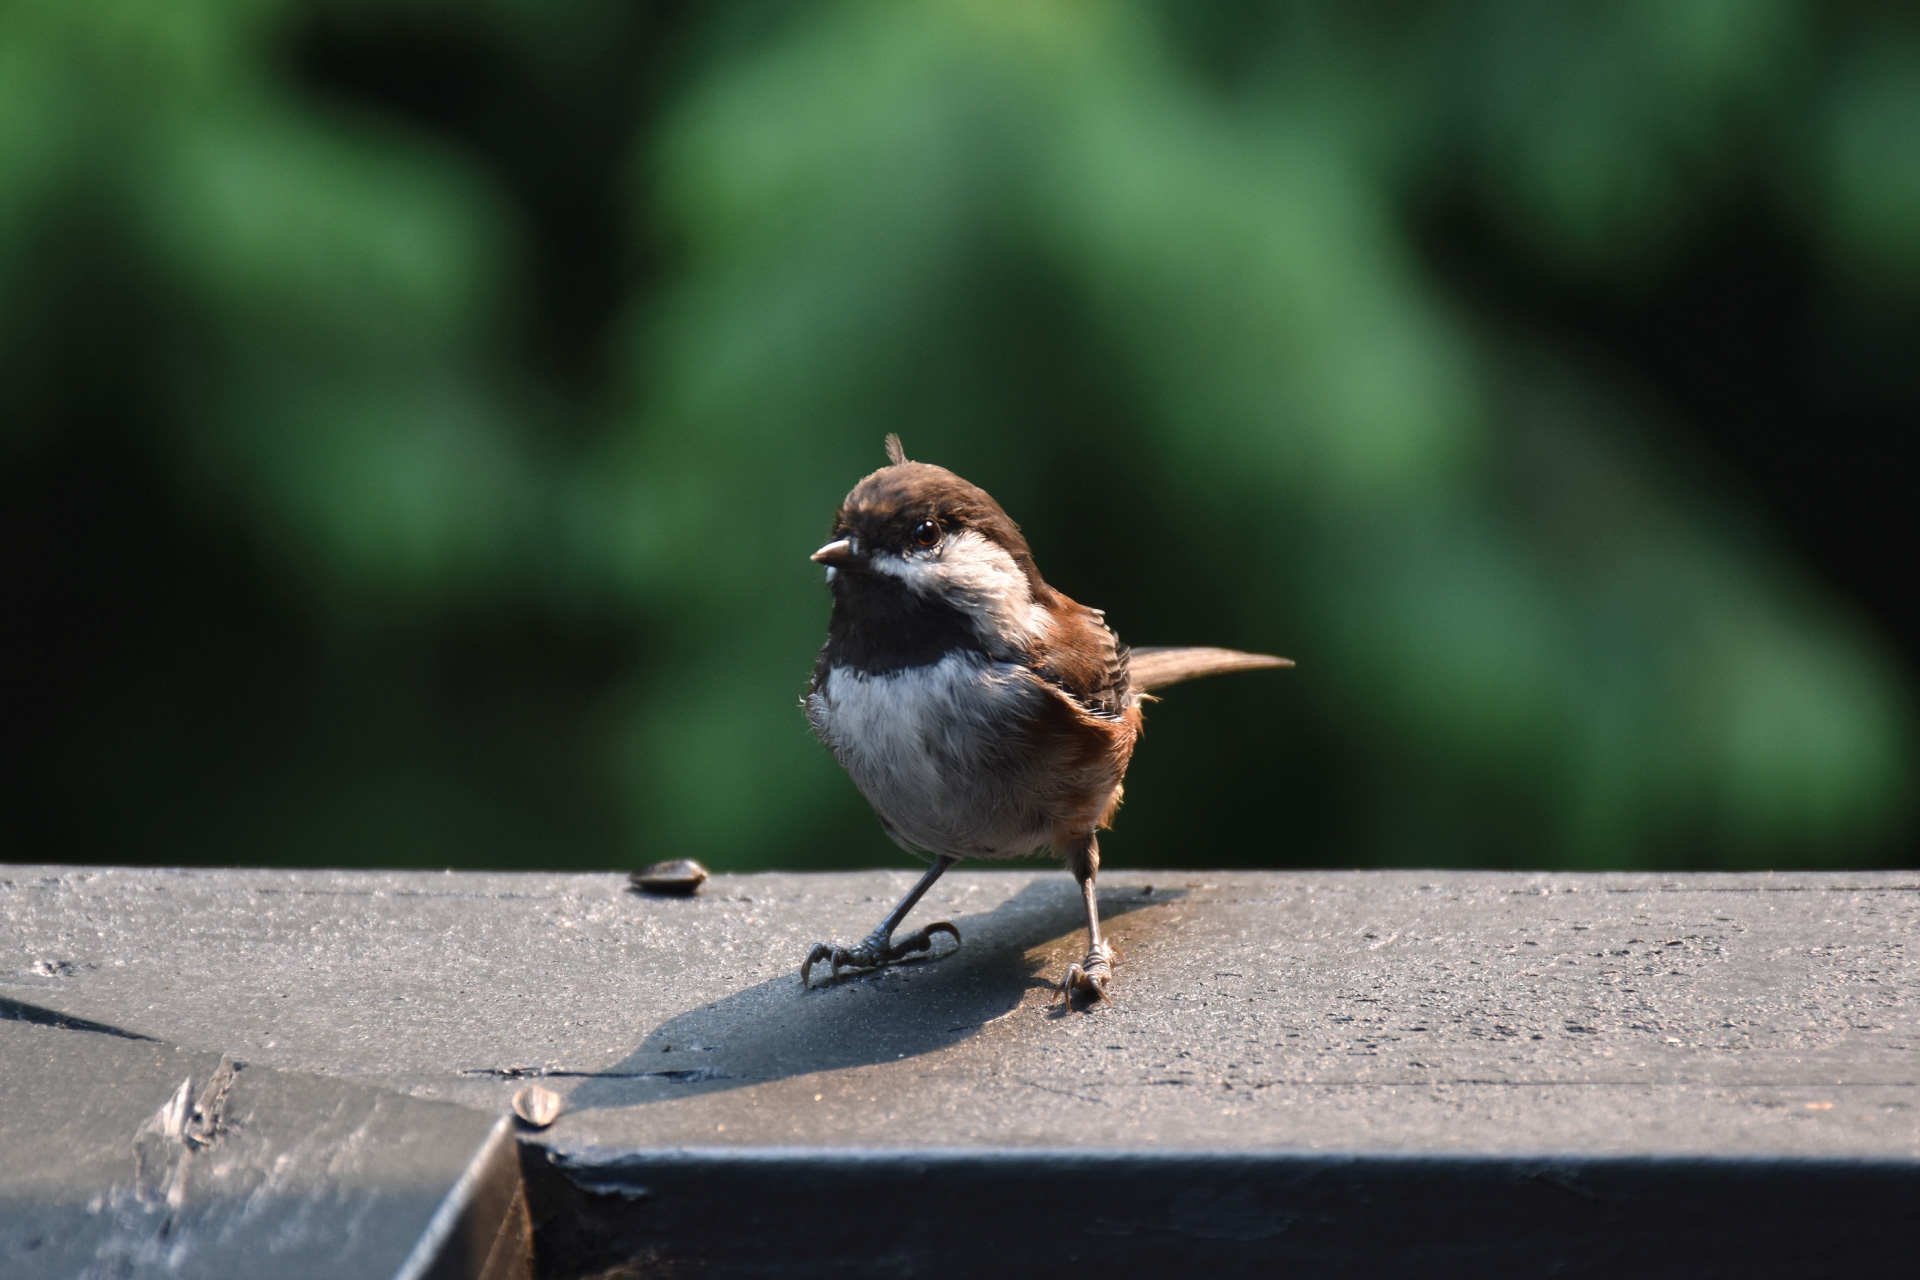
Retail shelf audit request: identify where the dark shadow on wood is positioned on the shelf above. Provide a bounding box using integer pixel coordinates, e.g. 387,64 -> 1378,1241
0,995 -> 156,1041
558,880 -> 1184,1114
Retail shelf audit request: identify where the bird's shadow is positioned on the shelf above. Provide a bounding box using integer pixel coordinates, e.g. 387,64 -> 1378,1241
563,879 -> 1185,1115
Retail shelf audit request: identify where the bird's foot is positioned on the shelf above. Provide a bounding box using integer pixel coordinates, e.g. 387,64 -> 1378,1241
1056,939 -> 1118,1007
800,921 -> 960,989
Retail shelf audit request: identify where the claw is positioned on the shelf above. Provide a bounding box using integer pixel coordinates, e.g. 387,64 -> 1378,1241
1057,941 -> 1117,1008
887,920 -> 961,961
799,943 -> 835,989
800,921 -> 962,989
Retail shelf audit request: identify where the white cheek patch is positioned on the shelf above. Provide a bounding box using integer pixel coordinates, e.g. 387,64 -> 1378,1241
867,530 -> 1050,647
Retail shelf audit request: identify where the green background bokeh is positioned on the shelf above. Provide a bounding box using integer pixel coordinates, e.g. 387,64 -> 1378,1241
3,0 -> 1915,873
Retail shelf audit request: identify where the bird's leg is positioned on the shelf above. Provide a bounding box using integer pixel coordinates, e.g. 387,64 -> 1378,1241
1057,836 -> 1117,1006
801,855 -> 961,988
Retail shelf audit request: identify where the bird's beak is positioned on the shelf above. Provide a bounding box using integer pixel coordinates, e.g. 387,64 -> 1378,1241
811,538 -> 856,566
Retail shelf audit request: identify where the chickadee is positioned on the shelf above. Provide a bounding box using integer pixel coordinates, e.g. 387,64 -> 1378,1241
801,436 -> 1290,1005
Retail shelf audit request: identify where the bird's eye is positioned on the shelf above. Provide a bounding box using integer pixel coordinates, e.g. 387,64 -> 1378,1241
912,518 -> 941,548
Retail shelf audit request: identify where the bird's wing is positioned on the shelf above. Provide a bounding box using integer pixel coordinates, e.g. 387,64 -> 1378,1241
1126,646 -> 1292,693
1031,598 -> 1134,719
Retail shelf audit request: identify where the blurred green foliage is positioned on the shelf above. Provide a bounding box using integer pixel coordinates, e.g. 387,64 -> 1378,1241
1,0 -> 1914,871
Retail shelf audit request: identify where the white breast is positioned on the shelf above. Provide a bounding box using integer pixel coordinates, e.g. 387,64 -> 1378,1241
807,652 -> 1055,859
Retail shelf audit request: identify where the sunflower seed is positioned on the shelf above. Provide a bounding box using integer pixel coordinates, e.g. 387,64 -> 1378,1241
629,859 -> 709,896
512,1084 -> 562,1128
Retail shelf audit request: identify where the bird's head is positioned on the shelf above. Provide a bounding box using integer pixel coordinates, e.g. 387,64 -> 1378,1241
812,440 -> 1051,648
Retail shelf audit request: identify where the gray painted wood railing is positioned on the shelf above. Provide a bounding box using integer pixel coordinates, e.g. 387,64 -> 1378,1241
3,867 -> 1915,1277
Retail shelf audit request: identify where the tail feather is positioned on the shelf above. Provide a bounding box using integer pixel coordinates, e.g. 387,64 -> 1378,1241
1127,646 -> 1293,693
